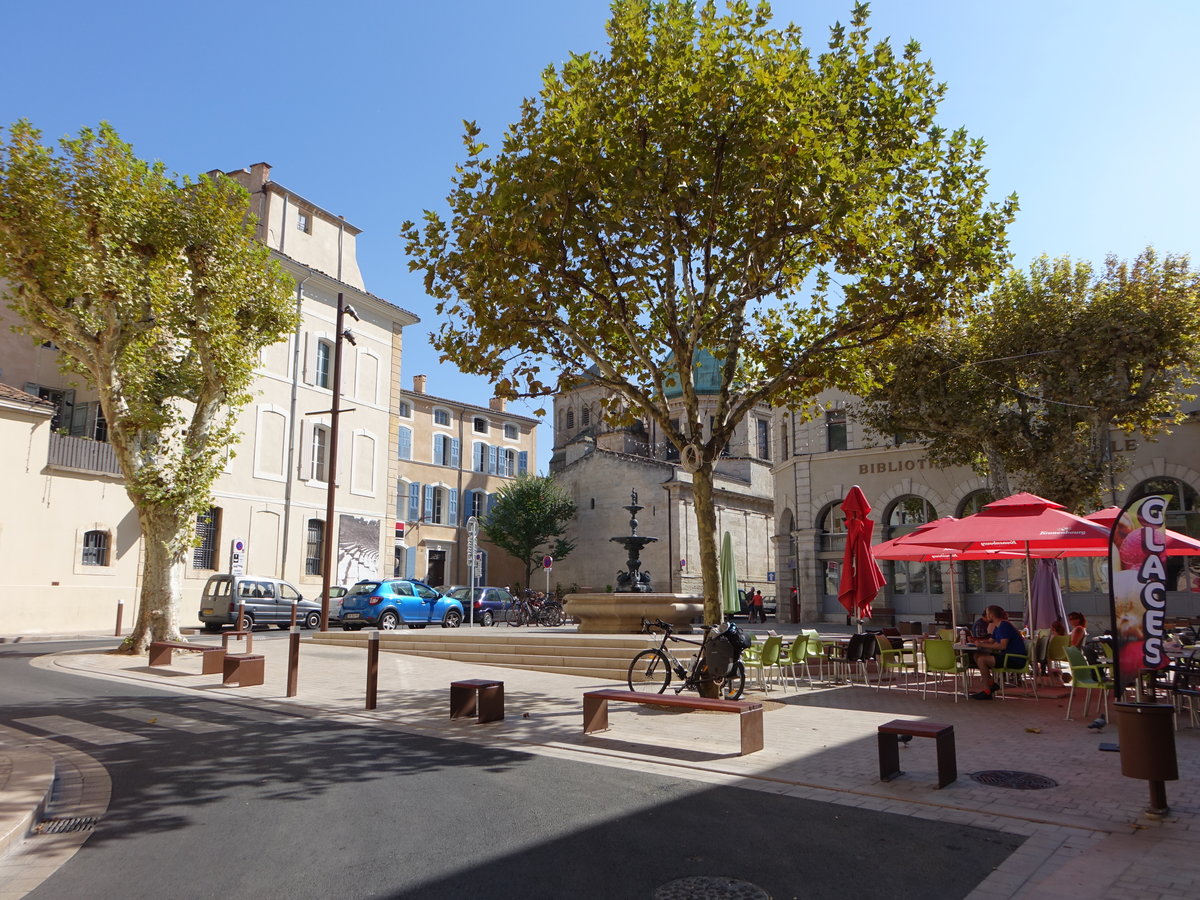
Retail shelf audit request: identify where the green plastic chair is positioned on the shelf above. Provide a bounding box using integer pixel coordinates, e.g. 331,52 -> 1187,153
874,634 -> 917,690
921,638 -> 965,701
1064,645 -> 1112,720
990,639 -> 1038,699
777,635 -> 809,690
1045,635 -> 1070,683
937,629 -> 956,643
744,635 -> 784,692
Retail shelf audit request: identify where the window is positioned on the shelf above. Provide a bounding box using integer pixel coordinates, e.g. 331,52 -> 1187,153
826,409 -> 847,452
887,496 -> 937,536
781,416 -> 789,459
433,408 -> 451,426
581,406 -> 591,427
69,400 -> 107,442
756,418 -> 770,460
398,401 -> 412,418
473,416 -> 489,434
818,503 -> 848,553
566,409 -> 575,429
297,210 -> 312,233
193,508 -> 220,570
397,426 -> 412,461
315,340 -> 333,389
518,450 -> 528,476
311,425 -> 329,482
473,441 -> 488,473
408,482 -> 421,521
467,490 -> 487,521
81,530 -> 109,566
504,423 -> 518,440
957,491 -> 1006,593
433,434 -> 460,467
305,519 -> 324,576
423,485 -> 459,525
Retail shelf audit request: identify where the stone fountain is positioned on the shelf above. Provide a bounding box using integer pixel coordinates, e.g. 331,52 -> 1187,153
569,490 -> 704,633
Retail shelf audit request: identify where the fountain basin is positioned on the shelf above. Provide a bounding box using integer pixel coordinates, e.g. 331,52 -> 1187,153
567,592 -> 704,634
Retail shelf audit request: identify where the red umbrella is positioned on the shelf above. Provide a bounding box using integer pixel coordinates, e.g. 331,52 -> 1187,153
1082,507 -> 1200,557
903,492 -> 1111,554
838,486 -> 887,626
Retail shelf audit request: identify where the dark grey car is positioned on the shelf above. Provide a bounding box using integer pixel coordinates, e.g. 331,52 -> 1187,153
446,586 -> 514,627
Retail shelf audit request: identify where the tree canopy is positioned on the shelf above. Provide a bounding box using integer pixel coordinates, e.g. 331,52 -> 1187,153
403,0 -> 1015,621
0,120 -> 298,650
855,249 -> 1200,512
481,475 -> 577,591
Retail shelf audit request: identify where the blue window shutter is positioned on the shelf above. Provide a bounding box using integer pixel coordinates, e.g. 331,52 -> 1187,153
408,481 -> 421,520
462,490 -> 473,525
487,492 -> 498,514
434,433 -> 445,464
473,442 -> 484,472
488,445 -> 498,474
396,481 -> 407,519
518,451 -> 528,475
448,488 -> 458,522
405,546 -> 416,579
423,484 -> 434,520
397,426 -> 411,461
451,438 -> 460,469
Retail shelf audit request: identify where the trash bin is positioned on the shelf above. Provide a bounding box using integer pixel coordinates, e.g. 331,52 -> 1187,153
1114,702 -> 1178,781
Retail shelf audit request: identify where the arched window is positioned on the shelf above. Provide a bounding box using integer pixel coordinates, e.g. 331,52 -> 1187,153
885,495 -> 941,596
566,408 -> 575,430
886,496 -> 936,538
581,406 -> 591,427
305,519 -> 324,575
82,530 -> 109,566
817,502 -> 848,553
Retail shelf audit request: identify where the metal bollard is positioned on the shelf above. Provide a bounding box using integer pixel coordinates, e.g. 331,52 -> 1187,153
287,625 -> 301,697
114,598 -> 124,637
366,630 -> 379,710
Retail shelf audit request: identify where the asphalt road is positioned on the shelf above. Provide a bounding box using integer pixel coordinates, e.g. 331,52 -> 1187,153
1,641 -> 1023,899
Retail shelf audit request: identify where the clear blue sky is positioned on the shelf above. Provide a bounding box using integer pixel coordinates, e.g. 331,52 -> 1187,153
5,1 -> 1197,473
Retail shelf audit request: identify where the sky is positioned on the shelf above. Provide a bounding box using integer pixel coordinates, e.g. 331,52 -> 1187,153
4,1 -> 1198,474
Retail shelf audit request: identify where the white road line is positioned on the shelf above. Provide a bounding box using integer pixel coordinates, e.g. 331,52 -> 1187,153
106,707 -> 233,734
13,716 -> 147,746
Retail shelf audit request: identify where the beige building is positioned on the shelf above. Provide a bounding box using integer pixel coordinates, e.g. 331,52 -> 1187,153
0,164 -> 424,633
772,389 -> 1200,626
394,376 -> 539,590
549,360 -> 775,603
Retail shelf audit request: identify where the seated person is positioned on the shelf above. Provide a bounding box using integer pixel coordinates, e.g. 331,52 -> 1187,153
970,605 -> 1027,700
1067,611 -> 1088,648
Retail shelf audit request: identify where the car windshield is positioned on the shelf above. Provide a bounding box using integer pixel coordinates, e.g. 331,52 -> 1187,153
448,588 -> 470,601
349,582 -> 381,596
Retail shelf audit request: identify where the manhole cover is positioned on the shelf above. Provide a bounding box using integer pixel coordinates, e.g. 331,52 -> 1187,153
654,876 -> 769,899
971,770 -> 1058,790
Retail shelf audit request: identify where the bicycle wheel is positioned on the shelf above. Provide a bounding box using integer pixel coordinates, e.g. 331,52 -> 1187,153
540,603 -> 564,627
505,603 -> 525,627
627,649 -> 671,694
721,661 -> 746,700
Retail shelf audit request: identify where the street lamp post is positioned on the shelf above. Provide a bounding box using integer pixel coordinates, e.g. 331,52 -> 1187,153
318,292 -> 358,631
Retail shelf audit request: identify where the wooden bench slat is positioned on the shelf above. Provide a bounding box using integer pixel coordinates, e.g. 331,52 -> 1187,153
585,689 -> 761,713
878,719 -> 952,738
148,641 -> 226,675
583,689 -> 763,755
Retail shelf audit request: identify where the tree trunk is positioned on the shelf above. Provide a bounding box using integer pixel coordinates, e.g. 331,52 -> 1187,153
984,445 -> 1011,500
691,462 -> 721,627
123,506 -> 188,653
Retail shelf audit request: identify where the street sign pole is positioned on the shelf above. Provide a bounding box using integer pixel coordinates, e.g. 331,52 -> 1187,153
467,516 -> 479,626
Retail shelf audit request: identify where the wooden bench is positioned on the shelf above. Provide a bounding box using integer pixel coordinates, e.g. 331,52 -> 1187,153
878,719 -> 956,788
583,689 -> 764,756
221,630 -> 254,653
222,653 -> 265,687
148,641 -> 226,675
450,679 -> 505,723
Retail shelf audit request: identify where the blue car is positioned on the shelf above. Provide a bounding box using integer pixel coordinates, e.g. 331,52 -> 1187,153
339,579 -> 464,630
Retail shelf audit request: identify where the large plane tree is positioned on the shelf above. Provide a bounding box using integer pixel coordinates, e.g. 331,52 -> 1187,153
0,121 -> 298,650
403,1 -> 1015,623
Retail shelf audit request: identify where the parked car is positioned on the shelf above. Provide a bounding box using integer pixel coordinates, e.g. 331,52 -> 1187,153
325,585 -> 350,625
338,579 -> 464,630
198,574 -> 323,631
445,586 -> 515,627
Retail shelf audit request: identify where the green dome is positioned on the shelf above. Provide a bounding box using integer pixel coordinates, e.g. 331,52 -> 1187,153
663,349 -> 723,398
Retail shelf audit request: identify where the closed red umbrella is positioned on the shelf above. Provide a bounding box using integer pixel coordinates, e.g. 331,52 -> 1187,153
838,486 -> 887,627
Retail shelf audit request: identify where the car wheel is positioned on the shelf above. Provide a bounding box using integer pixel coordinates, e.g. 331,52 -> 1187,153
343,624 -> 354,631
276,623 -> 289,630
480,610 -> 494,627
442,609 -> 463,628
304,611 -> 321,630
238,613 -> 254,632
378,610 -> 400,630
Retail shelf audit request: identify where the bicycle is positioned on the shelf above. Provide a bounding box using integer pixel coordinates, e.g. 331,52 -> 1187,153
504,591 -> 565,627
627,618 -> 746,700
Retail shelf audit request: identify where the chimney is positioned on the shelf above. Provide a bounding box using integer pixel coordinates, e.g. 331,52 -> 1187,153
249,162 -> 272,188
412,375 -> 427,394
489,397 -> 506,412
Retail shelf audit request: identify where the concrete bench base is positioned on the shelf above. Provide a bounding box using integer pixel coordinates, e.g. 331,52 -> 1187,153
583,689 -> 763,755
148,641 -> 226,675
450,679 -> 504,723
878,719 -> 956,788
222,653 -> 265,687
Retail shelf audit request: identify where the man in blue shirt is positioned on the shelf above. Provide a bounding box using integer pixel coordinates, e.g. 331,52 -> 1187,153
971,605 -> 1027,700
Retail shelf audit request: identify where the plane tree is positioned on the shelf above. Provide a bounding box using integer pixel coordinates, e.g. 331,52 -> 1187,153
403,0 -> 1015,623
0,121 -> 298,650
481,474 -> 577,594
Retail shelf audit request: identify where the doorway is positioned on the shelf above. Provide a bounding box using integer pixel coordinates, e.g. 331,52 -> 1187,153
425,549 -> 446,588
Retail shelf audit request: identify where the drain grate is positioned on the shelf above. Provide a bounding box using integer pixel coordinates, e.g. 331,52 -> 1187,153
971,770 -> 1058,790
35,816 -> 98,834
654,877 -> 769,899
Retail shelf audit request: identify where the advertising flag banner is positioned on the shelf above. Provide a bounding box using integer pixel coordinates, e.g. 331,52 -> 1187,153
1109,495 -> 1170,693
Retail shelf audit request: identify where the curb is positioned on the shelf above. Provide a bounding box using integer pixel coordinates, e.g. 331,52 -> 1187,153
0,749 -> 54,858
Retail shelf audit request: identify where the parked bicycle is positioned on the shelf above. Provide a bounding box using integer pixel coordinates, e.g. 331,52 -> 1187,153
627,618 -> 746,700
505,590 -> 565,627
